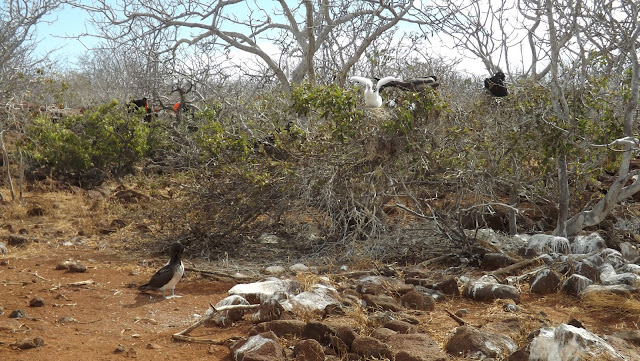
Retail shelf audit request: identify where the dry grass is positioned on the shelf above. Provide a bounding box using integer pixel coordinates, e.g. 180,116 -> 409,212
581,292 -> 640,316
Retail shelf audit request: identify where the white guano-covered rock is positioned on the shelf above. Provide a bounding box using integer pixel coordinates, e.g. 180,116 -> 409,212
527,324 -> 624,361
570,232 -> 606,254
228,277 -> 301,304
527,234 -> 570,255
280,284 -> 342,314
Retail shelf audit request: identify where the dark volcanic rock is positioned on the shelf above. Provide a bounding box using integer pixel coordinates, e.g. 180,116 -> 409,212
562,274 -> 593,296
351,335 -> 393,359
7,235 -> 28,246
356,275 -> 413,295
251,320 -> 306,338
293,339 -> 324,361
302,321 -> 337,345
462,282 -> 521,303
69,262 -> 88,273
387,333 -> 448,361
230,331 -> 285,361
400,290 -> 435,311
573,260 -> 600,282
529,268 -> 561,294
383,319 -> 416,334
16,336 -> 45,349
371,327 -> 397,340
361,294 -> 405,311
9,309 -> 28,319
334,325 -> 357,349
482,253 -> 516,270
433,277 -> 460,296
29,296 -> 45,307
446,326 -> 517,358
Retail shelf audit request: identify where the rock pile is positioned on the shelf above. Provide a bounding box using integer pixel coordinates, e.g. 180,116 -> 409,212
209,230 -> 640,360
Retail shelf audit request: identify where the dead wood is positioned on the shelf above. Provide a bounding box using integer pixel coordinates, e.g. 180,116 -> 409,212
445,308 -> 466,326
172,303 -> 259,344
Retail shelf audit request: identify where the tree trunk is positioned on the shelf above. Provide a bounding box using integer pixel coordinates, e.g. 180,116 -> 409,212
554,152 -> 569,237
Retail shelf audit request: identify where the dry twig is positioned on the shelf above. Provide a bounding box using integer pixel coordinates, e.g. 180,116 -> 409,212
172,302 -> 259,344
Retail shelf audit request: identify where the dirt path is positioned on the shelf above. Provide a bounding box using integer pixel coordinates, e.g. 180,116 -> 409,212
2,188 -> 638,360
0,245 -> 245,360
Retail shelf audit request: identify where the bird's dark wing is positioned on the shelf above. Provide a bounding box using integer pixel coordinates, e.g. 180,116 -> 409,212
138,264 -> 173,291
377,79 -> 406,91
407,77 -> 439,90
485,80 -> 509,97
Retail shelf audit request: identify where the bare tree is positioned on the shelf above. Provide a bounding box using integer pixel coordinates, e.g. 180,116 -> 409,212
427,0 -> 640,237
83,0 -> 449,90
560,0 -> 640,236
0,0 -> 65,102
431,0 -> 522,74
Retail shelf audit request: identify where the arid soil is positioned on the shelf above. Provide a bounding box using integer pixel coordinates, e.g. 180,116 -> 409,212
0,186 -> 638,360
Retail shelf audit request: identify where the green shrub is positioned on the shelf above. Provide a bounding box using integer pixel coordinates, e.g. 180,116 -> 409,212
291,82 -> 363,142
26,100 -> 157,176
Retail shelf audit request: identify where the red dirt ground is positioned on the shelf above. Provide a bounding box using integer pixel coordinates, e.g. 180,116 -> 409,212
1,187 -> 639,360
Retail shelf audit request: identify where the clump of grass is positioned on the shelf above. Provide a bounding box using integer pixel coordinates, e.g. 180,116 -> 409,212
581,292 -> 640,316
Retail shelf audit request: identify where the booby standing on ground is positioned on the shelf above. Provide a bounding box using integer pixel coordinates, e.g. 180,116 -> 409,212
138,242 -> 185,299
376,76 -> 440,92
350,75 -> 402,107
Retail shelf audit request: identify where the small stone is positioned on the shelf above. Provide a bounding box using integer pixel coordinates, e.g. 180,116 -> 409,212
16,336 -> 45,349
69,262 -> 87,273
265,265 -> 286,275
29,297 -> 45,307
9,309 -> 28,319
289,263 -> 309,273
504,303 -> 520,312
7,235 -> 28,246
146,343 -> 161,349
70,236 -> 86,246
26,206 -> 45,217
0,242 -> 7,254
56,261 -> 71,270
455,308 -> 470,317
57,316 -> 77,324
114,344 -> 127,353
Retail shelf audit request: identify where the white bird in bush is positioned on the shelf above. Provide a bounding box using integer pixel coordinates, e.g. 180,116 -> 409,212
350,75 -> 401,108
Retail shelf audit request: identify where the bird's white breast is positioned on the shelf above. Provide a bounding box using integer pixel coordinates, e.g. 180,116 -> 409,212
160,261 -> 184,291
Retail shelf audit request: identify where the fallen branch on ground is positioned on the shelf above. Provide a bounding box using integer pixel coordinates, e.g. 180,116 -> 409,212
172,302 -> 259,344
445,308 -> 466,326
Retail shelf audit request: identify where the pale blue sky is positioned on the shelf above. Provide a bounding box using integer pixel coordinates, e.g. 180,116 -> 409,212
33,3 -> 488,75
34,4 -> 98,64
